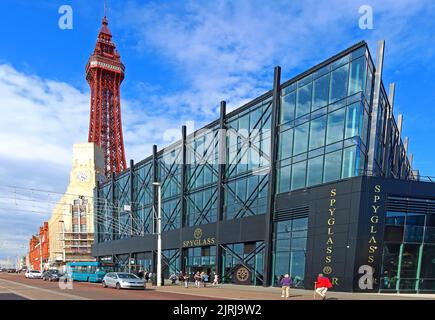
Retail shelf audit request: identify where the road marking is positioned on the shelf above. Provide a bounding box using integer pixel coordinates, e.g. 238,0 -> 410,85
0,278 -> 90,300
0,283 -> 33,300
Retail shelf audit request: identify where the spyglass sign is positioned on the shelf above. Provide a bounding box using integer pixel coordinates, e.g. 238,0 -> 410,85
182,228 -> 216,248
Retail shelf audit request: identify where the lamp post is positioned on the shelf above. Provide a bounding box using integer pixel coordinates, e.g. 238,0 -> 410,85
152,182 -> 162,287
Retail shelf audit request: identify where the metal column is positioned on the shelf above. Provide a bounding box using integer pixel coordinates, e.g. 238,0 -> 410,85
367,40 -> 385,175
263,66 -> 281,287
216,101 -> 227,278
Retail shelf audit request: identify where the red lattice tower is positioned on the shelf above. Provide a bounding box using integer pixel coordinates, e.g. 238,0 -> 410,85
86,16 -> 126,178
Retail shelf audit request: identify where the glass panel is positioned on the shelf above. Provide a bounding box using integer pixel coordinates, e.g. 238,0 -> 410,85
312,74 -> 329,111
279,129 -> 293,160
289,251 -> 305,287
280,92 -> 296,124
292,217 -> 308,231
278,165 -> 291,194
342,146 -> 357,179
326,108 -> 345,145
405,213 -> 425,226
293,123 -> 309,155
307,156 -> 324,187
351,46 -> 366,60
424,227 -> 435,244
345,102 -> 362,139
348,57 -> 366,95
309,115 -> 326,150
386,212 -> 405,225
296,83 -> 312,118
323,150 -> 342,183
420,245 -> 435,280
404,225 -> 424,243
384,225 -> 404,242
291,161 -> 307,190
329,64 -> 349,103
380,243 -> 400,291
400,244 -> 419,279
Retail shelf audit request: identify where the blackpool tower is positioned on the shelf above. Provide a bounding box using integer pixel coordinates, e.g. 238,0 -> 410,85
86,16 -> 126,179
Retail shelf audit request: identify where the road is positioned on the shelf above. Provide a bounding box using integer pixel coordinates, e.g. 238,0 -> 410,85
0,273 -> 218,300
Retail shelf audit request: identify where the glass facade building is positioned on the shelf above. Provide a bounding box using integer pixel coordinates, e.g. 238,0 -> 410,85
92,41 -> 434,292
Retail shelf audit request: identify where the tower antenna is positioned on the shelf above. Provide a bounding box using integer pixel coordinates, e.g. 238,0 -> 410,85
104,0 -> 107,17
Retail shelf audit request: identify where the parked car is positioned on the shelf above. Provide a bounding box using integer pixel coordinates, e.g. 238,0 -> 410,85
102,272 -> 146,290
41,270 -> 62,282
25,270 -> 42,279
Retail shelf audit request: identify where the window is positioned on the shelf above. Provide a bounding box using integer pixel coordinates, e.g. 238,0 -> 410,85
273,218 -> 308,287
307,156 -> 324,187
348,57 -> 366,96
345,103 -> 363,139
324,150 -> 342,182
291,161 -> 307,190
280,92 -> 296,124
278,165 -> 291,194
279,129 -> 293,160
296,83 -> 312,118
329,64 -> 349,103
72,224 -> 79,233
312,74 -> 329,111
293,123 -> 309,155
326,108 -> 345,145
309,115 -> 326,150
342,146 -> 357,179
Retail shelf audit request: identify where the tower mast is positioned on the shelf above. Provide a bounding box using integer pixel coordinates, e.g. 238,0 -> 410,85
86,14 -> 127,179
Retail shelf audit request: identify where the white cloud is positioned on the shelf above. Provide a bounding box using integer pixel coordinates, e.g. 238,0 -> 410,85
0,63 -> 190,261
116,0 -> 435,117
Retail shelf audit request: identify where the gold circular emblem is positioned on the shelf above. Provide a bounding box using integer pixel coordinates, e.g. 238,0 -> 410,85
236,267 -> 249,282
323,266 -> 332,275
193,228 -> 203,239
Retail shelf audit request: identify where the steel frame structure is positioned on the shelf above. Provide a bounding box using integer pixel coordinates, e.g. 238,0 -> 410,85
86,16 -> 126,179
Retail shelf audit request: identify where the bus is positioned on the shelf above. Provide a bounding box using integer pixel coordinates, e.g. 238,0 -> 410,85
66,262 -> 117,283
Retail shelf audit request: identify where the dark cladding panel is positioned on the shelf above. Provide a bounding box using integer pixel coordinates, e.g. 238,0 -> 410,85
218,220 -> 242,244
162,229 -> 182,249
304,178 -> 362,292
240,215 -> 267,243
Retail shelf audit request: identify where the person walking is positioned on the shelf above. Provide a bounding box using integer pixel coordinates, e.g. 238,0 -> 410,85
314,273 -> 333,300
183,274 -> 189,288
212,273 -> 219,286
170,273 -> 177,285
203,273 -> 209,287
138,269 -> 144,279
144,271 -> 149,283
194,272 -> 201,288
280,274 -> 292,298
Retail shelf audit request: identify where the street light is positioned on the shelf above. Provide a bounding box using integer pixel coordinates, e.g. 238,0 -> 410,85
152,182 -> 162,287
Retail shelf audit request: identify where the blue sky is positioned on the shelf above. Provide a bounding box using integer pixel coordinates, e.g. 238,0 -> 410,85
0,0 -> 434,263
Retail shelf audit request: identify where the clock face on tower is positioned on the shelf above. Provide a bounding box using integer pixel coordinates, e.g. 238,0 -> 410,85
76,171 -> 89,182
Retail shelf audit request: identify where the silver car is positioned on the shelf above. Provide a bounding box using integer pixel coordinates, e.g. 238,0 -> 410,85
102,272 -> 146,290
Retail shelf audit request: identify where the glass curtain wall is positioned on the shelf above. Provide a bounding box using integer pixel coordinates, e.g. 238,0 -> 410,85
272,217 -> 308,287
114,172 -> 131,240
158,147 -> 182,231
277,46 -> 371,194
186,126 -> 219,226
132,160 -> 154,235
381,209 -> 435,293
224,99 -> 272,220
95,182 -> 113,242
